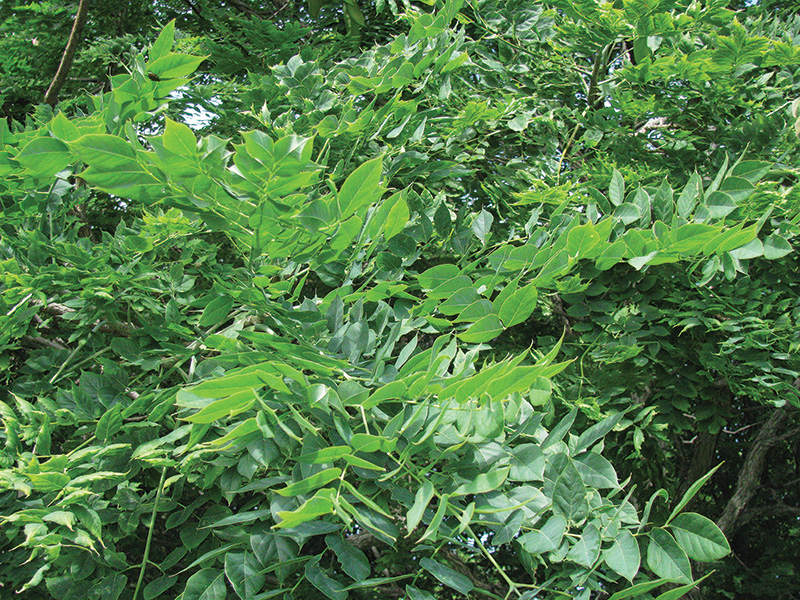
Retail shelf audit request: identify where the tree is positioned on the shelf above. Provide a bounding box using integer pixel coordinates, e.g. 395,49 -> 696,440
0,1 -> 797,599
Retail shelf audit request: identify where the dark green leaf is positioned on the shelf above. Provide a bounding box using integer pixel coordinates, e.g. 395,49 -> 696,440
647,528 -> 692,584
182,569 -> 226,600
305,555 -> 348,600
325,533 -> 371,580
96,405 -> 123,443
198,295 -> 234,327
143,575 -> 179,600
420,558 -> 474,595
225,552 -> 266,599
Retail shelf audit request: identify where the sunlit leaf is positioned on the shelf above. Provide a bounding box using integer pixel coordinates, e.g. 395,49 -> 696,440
276,468 -> 342,497
603,529 -> 640,581
669,513 -> 730,561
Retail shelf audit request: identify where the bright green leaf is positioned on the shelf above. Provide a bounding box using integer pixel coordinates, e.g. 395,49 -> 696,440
276,468 -> 342,497
453,467 -> 510,496
150,20 -> 176,63
458,314 -> 504,343
407,480 -> 435,534
604,529 -> 640,581
147,53 -> 207,79
669,513 -> 730,561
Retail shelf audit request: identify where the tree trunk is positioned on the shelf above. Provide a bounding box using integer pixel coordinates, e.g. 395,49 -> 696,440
677,430 -> 719,507
44,0 -> 91,106
717,407 -> 789,536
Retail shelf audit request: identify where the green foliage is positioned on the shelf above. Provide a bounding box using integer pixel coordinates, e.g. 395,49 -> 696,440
0,2 -> 798,599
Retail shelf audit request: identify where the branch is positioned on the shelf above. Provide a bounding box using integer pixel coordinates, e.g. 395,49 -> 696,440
440,548 -> 499,594
21,335 -> 68,351
223,0 -> 270,18
179,0 -> 206,20
739,502 -> 800,527
44,0 -> 91,106
717,407 -> 793,536
38,301 -> 134,336
587,43 -> 614,110
268,0 -> 292,19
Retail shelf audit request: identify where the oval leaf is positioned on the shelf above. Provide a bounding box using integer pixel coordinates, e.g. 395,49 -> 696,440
604,529 -> 641,581
276,468 -> 342,497
669,513 -> 730,561
647,528 -> 692,584
420,558 -> 474,595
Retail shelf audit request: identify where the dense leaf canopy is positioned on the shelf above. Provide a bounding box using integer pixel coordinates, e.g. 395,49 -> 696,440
0,1 -> 798,599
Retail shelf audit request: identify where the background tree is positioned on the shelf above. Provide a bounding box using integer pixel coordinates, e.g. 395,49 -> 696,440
0,1 -> 797,599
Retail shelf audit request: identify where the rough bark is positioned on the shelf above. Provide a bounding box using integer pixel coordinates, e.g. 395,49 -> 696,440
44,0 -> 91,106
676,430 -> 719,506
716,407 -> 790,536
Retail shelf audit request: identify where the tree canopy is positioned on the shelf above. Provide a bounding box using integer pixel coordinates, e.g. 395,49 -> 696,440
0,1 -> 798,599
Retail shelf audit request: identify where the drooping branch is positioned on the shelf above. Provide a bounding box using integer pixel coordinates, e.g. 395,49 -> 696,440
44,0 -> 91,106
717,407 -> 792,536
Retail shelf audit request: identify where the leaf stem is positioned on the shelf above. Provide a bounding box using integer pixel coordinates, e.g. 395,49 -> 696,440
556,119 -> 583,186
465,524 -> 519,595
132,467 -> 167,600
49,320 -> 105,384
